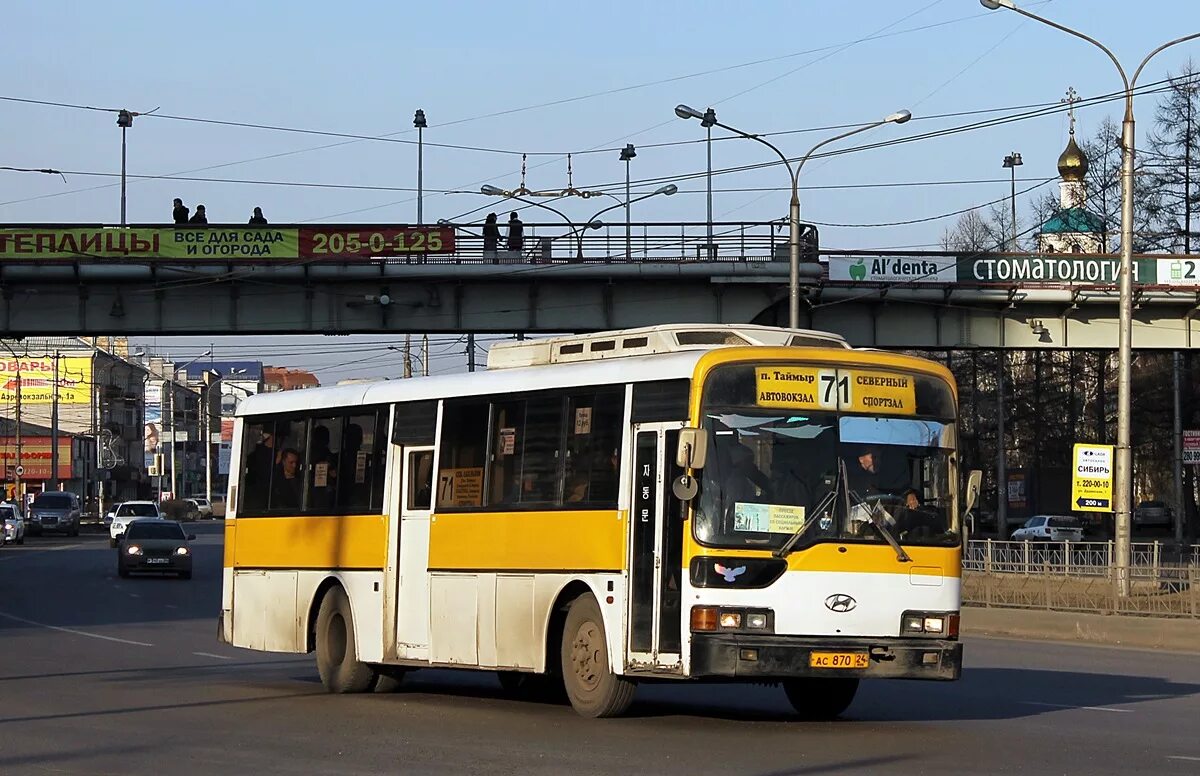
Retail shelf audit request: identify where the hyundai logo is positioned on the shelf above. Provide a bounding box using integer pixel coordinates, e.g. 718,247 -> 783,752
824,594 -> 857,613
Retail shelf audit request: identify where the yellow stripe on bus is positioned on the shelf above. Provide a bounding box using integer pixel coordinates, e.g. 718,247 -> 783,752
683,534 -> 961,577
225,514 -> 387,569
429,510 -> 626,571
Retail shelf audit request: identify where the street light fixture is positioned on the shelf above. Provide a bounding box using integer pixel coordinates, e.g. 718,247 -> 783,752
116,109 -> 133,226
674,105 -> 718,255
677,104 -> 910,328
480,184 -> 676,261
980,0 -> 1200,595
1002,152 -> 1023,250
414,109 -> 428,225
619,144 -> 637,260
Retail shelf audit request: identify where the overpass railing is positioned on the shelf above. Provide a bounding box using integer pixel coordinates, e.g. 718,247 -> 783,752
439,220 -> 815,264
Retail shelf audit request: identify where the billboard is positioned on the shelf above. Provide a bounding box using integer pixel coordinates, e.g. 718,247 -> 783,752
828,255 -> 957,284
0,356 -> 92,404
0,226 -> 455,261
1071,443 -> 1114,512
0,438 -> 73,480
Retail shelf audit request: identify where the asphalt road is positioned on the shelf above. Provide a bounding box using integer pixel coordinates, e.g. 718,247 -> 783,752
3,526 -> 1200,775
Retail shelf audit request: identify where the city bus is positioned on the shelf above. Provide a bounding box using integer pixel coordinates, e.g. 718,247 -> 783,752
219,324 -> 979,719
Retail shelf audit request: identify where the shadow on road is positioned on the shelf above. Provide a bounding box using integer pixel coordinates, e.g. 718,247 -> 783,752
349,664 -> 1200,724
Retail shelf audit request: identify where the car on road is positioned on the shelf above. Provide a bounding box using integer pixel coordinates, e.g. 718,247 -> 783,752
117,519 -> 194,579
26,491 -> 81,537
1133,499 -> 1172,528
1011,515 -> 1084,542
108,501 -> 163,547
1,503 -> 25,545
186,497 -> 213,519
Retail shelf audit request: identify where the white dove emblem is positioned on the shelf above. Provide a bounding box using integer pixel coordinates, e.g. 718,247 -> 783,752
714,563 -> 747,583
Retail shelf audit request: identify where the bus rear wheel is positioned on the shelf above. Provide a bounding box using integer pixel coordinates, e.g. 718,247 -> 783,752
315,586 -> 376,693
782,677 -> 859,720
560,595 -> 635,718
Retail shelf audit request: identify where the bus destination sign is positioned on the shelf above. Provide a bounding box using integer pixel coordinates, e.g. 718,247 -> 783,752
755,366 -> 916,416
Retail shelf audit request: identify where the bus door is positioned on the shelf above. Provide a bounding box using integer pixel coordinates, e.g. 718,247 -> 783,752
626,423 -> 685,672
395,446 -> 435,658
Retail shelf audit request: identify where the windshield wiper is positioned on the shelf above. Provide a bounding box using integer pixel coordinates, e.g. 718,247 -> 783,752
845,484 -> 912,563
773,465 -> 842,559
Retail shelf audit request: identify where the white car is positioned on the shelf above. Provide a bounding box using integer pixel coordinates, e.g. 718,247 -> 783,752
186,497 -> 213,519
108,501 -> 163,547
1011,515 -> 1084,543
1,503 -> 24,545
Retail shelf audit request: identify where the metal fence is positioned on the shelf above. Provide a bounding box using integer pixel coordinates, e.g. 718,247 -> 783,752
962,540 -> 1200,618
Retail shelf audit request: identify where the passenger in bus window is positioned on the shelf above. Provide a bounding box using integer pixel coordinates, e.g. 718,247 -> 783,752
272,448 -> 303,510
243,427 -> 276,510
307,424 -> 338,510
565,474 -> 589,504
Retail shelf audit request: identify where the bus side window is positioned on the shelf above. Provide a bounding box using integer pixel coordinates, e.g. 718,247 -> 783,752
269,417 -> 309,513
306,415 -> 343,513
338,413 -> 376,512
407,450 -> 434,510
489,397 -> 564,507
240,420 -> 276,515
565,390 -> 624,506
437,401 -> 488,508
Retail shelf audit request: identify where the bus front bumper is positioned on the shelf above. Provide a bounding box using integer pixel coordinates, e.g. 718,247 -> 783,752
690,634 -> 962,681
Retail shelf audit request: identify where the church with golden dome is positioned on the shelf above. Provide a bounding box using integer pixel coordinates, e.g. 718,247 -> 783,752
1036,89 -> 1107,254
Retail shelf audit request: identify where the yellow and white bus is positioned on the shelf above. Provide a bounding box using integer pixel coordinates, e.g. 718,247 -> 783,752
219,324 -> 979,718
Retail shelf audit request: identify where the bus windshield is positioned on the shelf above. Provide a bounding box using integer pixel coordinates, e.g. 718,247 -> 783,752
695,363 -> 958,551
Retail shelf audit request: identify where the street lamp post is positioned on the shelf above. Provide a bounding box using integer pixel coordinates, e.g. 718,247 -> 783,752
980,0 -> 1200,596
414,109 -> 428,225
117,110 -> 133,226
166,349 -> 211,501
675,104 -> 911,328
1003,152 -> 1023,250
619,144 -> 637,260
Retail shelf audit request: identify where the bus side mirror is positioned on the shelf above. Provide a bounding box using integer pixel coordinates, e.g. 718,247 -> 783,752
676,427 -> 708,470
964,470 -> 982,513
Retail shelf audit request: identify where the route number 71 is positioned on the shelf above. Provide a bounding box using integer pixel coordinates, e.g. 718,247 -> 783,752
819,371 -> 850,408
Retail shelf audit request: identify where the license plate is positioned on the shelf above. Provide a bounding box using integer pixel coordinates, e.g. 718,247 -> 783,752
146,558 -> 170,565
809,651 -> 869,669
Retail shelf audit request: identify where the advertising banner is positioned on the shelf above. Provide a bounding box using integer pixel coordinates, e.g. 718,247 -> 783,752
0,438 -> 73,480
1071,443 -> 1114,512
1158,257 -> 1200,286
958,255 -> 1157,285
0,356 -> 92,404
1184,430 -> 1200,465
828,255 -> 957,284
0,226 -> 456,261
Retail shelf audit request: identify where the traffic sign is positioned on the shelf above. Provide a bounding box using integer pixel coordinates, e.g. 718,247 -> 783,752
1184,430 -> 1200,465
14,465 -> 23,477
1071,443 -> 1114,513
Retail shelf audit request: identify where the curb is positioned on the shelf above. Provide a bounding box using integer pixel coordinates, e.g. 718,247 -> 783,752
963,605 -> 1200,654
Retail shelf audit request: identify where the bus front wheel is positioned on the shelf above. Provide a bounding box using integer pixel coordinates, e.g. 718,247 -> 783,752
560,595 -> 635,718
315,586 -> 376,693
782,677 -> 859,720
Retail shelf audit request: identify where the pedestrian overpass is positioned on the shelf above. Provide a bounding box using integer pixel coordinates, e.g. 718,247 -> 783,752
1,222 -> 1198,348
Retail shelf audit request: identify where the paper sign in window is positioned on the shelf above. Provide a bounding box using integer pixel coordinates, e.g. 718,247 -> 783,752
574,407 -> 593,435
313,462 -> 329,488
733,503 -> 806,534
499,427 -> 516,456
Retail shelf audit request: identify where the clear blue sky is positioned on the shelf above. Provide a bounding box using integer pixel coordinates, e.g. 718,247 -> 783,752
3,0 -> 1198,381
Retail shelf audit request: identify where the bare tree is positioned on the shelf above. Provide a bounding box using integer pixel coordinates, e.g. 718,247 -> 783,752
940,208 -> 1007,252
1145,60 -> 1200,253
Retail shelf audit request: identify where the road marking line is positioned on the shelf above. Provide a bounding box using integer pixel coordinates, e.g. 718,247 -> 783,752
1168,756 -> 1200,762
1022,701 -> 1132,713
0,611 -> 154,647
193,652 -> 233,660
0,543 -> 81,560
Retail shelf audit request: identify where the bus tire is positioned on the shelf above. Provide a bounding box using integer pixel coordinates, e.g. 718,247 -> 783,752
782,677 -> 859,720
560,595 -> 635,718
315,585 -> 375,693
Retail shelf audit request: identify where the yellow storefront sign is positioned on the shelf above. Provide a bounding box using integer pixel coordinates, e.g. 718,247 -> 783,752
1071,443 -> 1114,512
0,356 -> 92,405
756,366 -> 915,416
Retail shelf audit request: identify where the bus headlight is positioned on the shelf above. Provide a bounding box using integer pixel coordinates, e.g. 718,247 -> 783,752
691,606 -> 774,633
901,611 -> 959,638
